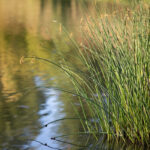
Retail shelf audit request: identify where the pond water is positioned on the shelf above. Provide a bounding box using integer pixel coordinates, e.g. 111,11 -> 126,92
0,0 -> 140,150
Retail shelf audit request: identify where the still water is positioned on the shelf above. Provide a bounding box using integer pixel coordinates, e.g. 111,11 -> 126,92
0,0 -> 138,149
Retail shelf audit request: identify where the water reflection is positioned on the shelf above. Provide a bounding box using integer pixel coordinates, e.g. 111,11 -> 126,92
0,85 -> 44,150
31,77 -> 65,150
0,0 -> 77,147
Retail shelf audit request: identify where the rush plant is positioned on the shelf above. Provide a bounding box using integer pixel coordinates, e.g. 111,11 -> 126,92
61,3 -> 150,145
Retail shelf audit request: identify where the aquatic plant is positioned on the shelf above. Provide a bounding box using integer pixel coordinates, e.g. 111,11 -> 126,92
24,2 -> 149,147
60,3 -> 150,145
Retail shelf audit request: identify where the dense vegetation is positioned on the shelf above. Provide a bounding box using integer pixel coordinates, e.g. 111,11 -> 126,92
24,1 -> 149,148
61,3 -> 150,145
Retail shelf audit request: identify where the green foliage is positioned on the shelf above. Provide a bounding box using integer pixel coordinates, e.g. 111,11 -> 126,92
61,3 -> 150,145
25,2 -> 149,147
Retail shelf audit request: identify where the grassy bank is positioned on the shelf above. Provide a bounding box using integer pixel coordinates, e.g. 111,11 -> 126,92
62,3 -> 150,145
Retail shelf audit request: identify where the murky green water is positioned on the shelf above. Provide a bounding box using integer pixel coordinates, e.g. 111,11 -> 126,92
0,0 -> 141,150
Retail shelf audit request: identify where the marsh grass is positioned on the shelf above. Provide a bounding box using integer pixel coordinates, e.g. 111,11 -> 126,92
24,2 -> 150,147
60,3 -> 150,145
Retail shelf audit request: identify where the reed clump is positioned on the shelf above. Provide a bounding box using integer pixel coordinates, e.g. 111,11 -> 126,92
62,3 -> 150,145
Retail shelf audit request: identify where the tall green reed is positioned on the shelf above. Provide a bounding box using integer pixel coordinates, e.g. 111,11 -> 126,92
24,2 -> 149,146
61,3 -> 150,145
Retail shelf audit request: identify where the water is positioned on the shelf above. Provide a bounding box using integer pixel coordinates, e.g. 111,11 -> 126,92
0,0 -> 90,149
0,0 -> 139,149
